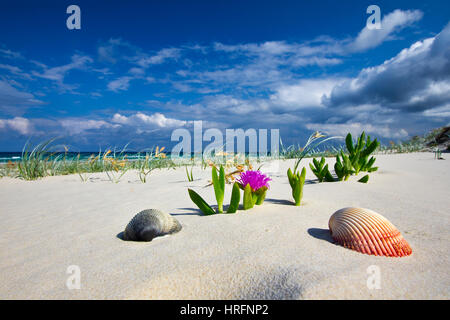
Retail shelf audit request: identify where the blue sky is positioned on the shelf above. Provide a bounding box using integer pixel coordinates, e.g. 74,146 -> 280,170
0,0 -> 449,151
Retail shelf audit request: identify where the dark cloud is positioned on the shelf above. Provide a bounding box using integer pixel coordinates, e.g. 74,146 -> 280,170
324,23 -> 450,113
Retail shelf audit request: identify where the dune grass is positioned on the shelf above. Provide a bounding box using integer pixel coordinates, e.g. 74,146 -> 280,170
0,127 -> 444,181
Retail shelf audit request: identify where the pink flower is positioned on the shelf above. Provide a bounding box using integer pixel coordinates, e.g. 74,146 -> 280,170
236,170 -> 271,191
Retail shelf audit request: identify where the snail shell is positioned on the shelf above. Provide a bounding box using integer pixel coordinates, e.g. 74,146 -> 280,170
329,207 -> 412,257
124,209 -> 182,242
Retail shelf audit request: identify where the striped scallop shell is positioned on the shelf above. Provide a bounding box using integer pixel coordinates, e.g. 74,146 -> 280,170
329,207 -> 412,257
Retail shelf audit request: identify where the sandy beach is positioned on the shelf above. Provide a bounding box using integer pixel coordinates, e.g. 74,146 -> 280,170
0,152 -> 448,299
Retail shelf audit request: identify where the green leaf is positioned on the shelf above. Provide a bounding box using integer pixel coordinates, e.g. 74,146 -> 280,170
293,167 -> 306,206
362,139 -> 378,157
358,174 -> 369,183
212,165 -> 225,213
188,188 -> 216,215
300,166 -> 306,183
319,156 -> 326,169
334,160 -> 343,181
287,168 -> 295,188
309,162 -> 317,176
313,158 -> 320,169
293,180 -> 301,206
243,184 -> 254,210
227,182 -> 240,213
345,133 -> 354,155
219,165 -> 225,192
311,158 -> 323,182
324,164 -> 335,182
255,187 -> 267,205
357,132 -> 366,152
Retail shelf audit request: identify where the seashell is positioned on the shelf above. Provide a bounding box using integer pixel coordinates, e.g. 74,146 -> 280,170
328,207 -> 412,257
123,209 -> 182,242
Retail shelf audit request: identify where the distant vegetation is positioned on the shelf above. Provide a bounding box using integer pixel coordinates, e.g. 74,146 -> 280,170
0,126 -> 448,181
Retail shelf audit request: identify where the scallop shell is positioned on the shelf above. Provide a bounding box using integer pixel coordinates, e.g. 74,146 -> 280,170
328,207 -> 412,257
123,209 -> 182,242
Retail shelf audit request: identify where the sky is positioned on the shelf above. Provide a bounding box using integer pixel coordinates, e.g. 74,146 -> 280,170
0,0 -> 449,151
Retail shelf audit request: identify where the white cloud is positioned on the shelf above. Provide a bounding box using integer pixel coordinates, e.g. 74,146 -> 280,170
270,79 -> 345,109
59,119 -> 116,135
325,22 -> 450,113
292,57 -> 342,67
107,76 -> 133,92
112,112 -> 187,128
349,9 -> 423,52
0,64 -> 32,79
305,122 -> 409,139
135,48 -> 180,67
0,48 -> 23,59
0,117 -> 32,135
32,54 -> 92,82
128,67 -> 145,76
0,80 -> 44,114
423,104 -> 450,118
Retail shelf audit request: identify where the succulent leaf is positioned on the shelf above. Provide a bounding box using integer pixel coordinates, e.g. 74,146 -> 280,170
188,188 -> 216,215
227,182 -> 241,213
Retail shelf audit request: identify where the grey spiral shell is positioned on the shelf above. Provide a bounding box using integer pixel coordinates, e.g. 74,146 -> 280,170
123,209 -> 182,242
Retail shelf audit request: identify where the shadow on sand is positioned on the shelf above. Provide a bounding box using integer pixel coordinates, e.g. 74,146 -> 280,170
307,228 -> 334,244
264,198 -> 294,206
172,208 -> 204,216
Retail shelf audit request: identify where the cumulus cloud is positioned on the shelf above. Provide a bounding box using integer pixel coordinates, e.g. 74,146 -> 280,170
0,117 -> 32,135
0,112 -> 187,141
270,79 -> 345,109
324,22 -> 450,114
0,9 -> 446,149
112,112 -> 187,128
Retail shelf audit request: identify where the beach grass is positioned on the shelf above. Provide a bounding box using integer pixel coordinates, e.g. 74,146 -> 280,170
0,126 -> 445,181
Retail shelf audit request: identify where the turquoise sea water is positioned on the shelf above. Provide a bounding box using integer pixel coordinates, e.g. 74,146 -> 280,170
0,152 -> 278,163
0,152 -> 157,163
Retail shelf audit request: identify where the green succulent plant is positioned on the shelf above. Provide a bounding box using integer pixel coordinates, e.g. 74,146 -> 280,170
334,151 -> 355,181
188,165 -> 241,215
287,167 -> 306,206
187,188 -> 216,215
309,157 -> 334,182
345,132 -> 379,174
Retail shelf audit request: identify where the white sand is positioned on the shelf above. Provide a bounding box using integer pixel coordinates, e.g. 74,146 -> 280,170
0,153 -> 448,299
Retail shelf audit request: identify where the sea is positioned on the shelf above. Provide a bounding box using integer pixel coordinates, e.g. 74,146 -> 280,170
0,152 -> 159,163
0,151 -> 276,163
